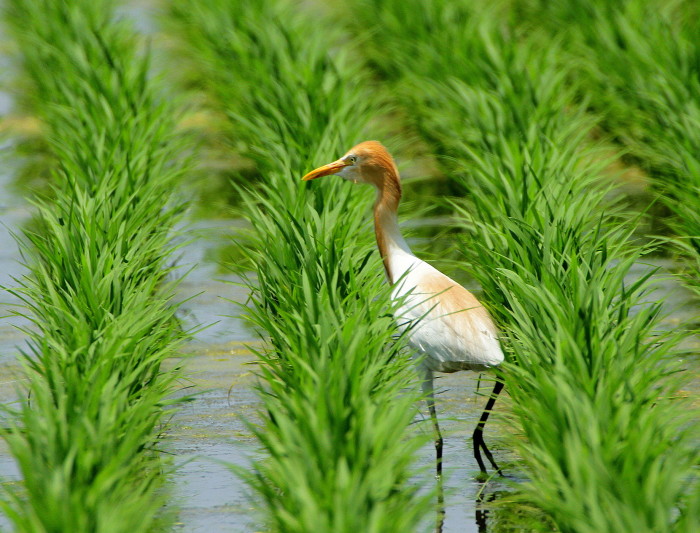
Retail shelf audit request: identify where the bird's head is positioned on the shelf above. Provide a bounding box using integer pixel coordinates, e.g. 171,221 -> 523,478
301,141 -> 398,189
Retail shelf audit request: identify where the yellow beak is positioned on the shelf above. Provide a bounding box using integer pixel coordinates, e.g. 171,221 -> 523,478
301,159 -> 349,181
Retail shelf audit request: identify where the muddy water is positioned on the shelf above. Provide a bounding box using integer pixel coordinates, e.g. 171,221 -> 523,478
164,220 -> 263,532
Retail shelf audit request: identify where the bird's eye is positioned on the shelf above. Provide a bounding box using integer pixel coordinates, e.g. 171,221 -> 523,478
347,155 -> 357,165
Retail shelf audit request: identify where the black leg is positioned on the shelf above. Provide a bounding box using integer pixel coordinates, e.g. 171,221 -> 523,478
420,368 -> 445,531
473,379 -> 504,476
422,370 -> 444,479
427,394 -> 444,478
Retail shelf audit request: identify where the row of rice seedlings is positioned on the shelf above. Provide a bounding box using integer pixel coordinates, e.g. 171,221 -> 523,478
440,44 -> 699,530
339,0 -> 699,530
513,0 -> 700,297
1,0 -> 189,530
164,1 -> 433,531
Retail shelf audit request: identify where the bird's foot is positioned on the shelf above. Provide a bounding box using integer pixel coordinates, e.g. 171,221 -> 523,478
473,429 -> 503,477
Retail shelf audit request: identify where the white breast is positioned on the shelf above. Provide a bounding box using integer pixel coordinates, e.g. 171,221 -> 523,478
390,253 -> 504,373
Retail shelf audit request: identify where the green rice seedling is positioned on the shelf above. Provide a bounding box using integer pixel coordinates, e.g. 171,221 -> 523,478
433,27 -> 698,533
238,184 -> 430,532
497,257 -> 697,533
165,0 -> 434,530
511,0 -> 700,296
453,141 -> 698,531
166,0 -> 379,181
333,0 -> 485,83
1,0 -> 190,530
4,272 -> 183,531
2,0 -> 117,195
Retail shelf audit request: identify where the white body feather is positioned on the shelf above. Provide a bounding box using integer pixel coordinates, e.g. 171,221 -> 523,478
380,209 -> 504,373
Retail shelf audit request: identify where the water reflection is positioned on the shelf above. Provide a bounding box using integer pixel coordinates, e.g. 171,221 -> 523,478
475,491 -> 497,532
434,480 -> 496,533
435,475 -> 445,532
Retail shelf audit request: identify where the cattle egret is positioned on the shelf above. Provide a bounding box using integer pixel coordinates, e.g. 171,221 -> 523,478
302,141 -> 505,477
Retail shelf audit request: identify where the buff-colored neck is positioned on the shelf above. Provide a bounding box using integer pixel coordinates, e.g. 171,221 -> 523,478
373,168 -> 413,283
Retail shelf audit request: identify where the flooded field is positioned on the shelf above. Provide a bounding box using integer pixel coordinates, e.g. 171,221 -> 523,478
0,23 -> 698,529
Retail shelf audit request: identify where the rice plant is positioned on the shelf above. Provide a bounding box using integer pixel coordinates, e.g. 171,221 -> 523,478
339,0 -> 700,530
165,1 -> 433,531
1,0 -> 189,530
512,0 -> 700,297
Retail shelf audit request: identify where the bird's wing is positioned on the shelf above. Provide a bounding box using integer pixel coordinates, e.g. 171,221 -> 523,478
394,261 -> 504,372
